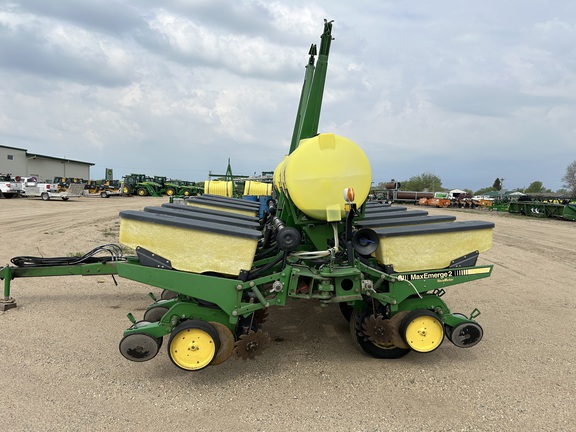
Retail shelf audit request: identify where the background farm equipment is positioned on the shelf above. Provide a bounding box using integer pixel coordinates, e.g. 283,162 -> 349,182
508,200 -> 576,220
97,179 -> 122,198
53,176 -> 86,193
22,182 -> 85,200
164,180 -> 203,197
121,174 -> 164,197
0,21 -> 495,372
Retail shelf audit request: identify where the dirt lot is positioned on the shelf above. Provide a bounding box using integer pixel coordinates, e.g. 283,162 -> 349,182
1,195 -> 575,431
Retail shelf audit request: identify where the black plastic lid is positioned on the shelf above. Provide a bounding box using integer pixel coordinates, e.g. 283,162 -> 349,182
119,210 -> 262,239
357,215 -> 456,228
161,203 -> 259,222
375,220 -> 495,238
144,206 -> 261,230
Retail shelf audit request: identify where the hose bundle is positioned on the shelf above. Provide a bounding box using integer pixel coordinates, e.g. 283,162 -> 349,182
10,244 -> 125,267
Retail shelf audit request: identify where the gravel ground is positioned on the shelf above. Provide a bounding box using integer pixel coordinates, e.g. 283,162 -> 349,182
1,196 -> 575,431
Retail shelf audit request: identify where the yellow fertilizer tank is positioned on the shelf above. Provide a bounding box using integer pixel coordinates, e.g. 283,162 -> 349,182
281,133 -> 372,221
203,180 -> 233,197
119,210 -> 261,276
273,156 -> 288,192
243,181 -> 273,197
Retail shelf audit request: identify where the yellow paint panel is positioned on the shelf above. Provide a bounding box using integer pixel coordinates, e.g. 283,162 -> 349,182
119,219 -> 258,276
375,228 -> 493,272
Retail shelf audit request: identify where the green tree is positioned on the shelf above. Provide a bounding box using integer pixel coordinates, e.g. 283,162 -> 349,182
524,181 -> 546,193
562,160 -> 576,197
492,178 -> 502,191
401,173 -> 443,191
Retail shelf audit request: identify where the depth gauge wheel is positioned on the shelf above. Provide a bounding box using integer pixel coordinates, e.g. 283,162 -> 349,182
400,309 -> 445,353
349,308 -> 410,359
168,320 -> 221,371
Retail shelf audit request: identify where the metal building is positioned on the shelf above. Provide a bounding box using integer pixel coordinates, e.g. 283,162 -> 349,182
0,145 -> 94,181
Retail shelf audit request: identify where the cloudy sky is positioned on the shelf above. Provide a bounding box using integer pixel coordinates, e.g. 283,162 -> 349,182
1,0 -> 574,192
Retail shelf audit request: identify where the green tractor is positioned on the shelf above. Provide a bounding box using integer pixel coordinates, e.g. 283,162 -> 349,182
121,174 -> 164,197
164,179 -> 203,197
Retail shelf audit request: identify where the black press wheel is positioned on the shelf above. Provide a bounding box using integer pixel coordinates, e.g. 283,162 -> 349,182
160,289 -> 178,300
119,333 -> 162,362
143,306 -> 169,322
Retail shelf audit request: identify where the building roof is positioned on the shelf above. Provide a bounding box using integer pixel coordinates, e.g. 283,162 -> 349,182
0,144 -> 27,152
0,145 -> 94,166
27,152 -> 95,166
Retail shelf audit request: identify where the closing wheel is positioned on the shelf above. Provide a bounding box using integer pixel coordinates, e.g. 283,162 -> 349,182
349,308 -> 410,359
447,321 -> 483,348
160,289 -> 178,300
401,310 -> 445,353
143,306 -> 169,322
119,333 -> 162,362
168,320 -> 220,371
444,312 -> 468,341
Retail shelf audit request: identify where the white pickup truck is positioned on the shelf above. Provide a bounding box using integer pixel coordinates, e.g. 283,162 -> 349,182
0,174 -> 24,198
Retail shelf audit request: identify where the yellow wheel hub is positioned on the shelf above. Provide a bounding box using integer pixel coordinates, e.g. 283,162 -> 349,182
404,314 -> 444,353
169,328 -> 216,370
